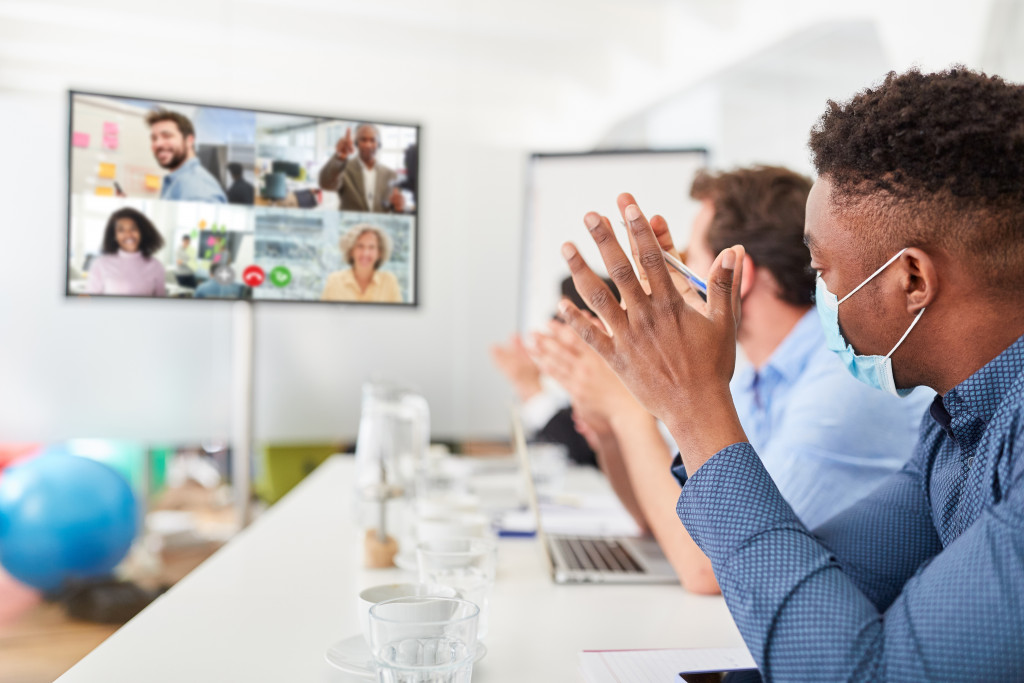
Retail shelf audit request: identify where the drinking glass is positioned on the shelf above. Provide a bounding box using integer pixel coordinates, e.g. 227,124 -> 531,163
368,596 -> 478,683
417,538 -> 497,640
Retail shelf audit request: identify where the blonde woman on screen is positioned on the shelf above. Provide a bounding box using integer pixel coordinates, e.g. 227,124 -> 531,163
321,224 -> 402,303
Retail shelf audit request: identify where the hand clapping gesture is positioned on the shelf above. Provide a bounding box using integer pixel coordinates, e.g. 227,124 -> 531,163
557,194 -> 748,472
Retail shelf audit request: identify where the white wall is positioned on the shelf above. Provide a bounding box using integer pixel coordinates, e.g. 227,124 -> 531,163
2,0 -> 1022,444
0,89 -> 528,443
0,93 -> 236,441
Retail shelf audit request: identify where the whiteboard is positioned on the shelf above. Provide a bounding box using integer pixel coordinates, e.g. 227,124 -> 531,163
520,150 -> 708,334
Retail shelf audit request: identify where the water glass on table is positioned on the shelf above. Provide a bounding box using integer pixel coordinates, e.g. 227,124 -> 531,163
417,537 -> 497,640
358,583 -> 459,645
368,596 -> 479,683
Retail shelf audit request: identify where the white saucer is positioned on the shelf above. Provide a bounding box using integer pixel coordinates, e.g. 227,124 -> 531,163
325,634 -> 487,678
393,550 -> 417,571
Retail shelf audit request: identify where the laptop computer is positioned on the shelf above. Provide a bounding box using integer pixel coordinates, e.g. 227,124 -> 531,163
511,409 -> 678,584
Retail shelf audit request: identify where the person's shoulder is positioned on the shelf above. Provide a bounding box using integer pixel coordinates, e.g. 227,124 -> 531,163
326,269 -> 349,283
377,270 -> 402,302
323,269 -> 352,292
88,254 -> 115,273
794,342 -> 931,416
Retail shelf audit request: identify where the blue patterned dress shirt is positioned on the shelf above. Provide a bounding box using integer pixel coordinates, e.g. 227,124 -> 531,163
160,158 -> 227,203
675,334 -> 1024,681
730,310 -> 932,528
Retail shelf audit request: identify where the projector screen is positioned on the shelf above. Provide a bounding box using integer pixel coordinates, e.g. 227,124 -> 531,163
520,149 -> 708,333
66,91 -> 419,306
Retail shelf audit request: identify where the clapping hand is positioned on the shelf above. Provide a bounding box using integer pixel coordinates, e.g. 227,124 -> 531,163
557,195 -> 747,470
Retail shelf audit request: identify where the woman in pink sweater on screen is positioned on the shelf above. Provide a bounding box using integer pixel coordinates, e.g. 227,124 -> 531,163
86,207 -> 167,297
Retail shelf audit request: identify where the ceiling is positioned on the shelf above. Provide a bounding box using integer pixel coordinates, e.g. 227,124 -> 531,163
0,0 -> 1020,150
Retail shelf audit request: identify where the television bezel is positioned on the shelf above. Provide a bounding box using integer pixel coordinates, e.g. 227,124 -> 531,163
65,89 -> 422,308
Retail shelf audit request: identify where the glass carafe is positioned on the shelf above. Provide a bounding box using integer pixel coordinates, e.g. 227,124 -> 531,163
354,382 -> 430,532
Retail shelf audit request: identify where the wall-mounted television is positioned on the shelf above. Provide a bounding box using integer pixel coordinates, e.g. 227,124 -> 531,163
66,91 -> 419,306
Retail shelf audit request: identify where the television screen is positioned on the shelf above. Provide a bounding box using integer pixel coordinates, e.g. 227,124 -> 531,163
66,92 -> 419,305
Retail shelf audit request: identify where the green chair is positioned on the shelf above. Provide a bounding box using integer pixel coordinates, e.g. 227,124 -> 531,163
254,443 -> 341,504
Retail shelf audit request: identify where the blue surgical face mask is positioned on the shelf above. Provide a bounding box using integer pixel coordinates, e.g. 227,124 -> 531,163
815,248 -> 925,397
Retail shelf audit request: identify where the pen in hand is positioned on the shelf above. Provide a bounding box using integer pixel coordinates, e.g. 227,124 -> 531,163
617,219 -> 708,301
661,250 -> 708,301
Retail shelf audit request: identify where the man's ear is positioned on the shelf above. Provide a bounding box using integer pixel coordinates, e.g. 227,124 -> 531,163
186,134 -> 196,153
901,247 -> 937,314
739,252 -> 756,300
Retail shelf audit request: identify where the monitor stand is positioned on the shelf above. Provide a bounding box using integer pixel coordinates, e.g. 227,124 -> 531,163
231,301 -> 254,527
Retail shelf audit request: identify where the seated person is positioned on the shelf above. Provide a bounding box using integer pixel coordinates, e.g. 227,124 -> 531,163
146,109 -> 227,204
175,235 -> 197,275
194,263 -> 248,299
555,68 -> 1024,678
225,162 -> 255,205
321,224 -> 402,303
532,166 -> 930,594
491,277 -> 620,468
86,207 -> 167,297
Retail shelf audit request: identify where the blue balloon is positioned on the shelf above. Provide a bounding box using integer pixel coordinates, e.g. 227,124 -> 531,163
0,453 -> 137,592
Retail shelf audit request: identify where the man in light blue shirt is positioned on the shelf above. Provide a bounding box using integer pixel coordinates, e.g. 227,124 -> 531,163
147,109 -> 226,204
531,167 -> 929,593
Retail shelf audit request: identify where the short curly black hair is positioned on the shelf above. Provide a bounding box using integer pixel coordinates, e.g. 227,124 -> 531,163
691,166 -> 814,306
101,207 -> 165,258
809,66 -> 1024,290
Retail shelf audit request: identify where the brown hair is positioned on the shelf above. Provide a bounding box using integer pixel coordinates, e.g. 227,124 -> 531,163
145,108 -> 195,139
690,166 -> 814,306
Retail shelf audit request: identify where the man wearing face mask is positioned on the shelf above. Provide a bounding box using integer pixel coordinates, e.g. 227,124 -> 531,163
318,124 -> 405,213
558,67 -> 1024,680
531,167 -> 932,594
146,109 -> 227,204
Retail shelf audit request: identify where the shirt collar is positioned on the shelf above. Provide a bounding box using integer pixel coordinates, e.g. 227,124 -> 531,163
357,156 -> 376,174
341,268 -> 380,285
929,395 -> 953,437
166,156 -> 201,180
940,333 -> 1024,432
753,309 -> 822,381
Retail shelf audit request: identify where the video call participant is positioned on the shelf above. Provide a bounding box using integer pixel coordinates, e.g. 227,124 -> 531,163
146,109 -> 227,204
195,261 -> 248,300
559,68 -> 1024,679
86,207 -> 167,297
320,224 -> 402,303
175,235 -> 197,274
533,167 -> 931,593
318,124 -> 405,213
225,162 -> 255,205
396,142 -> 418,206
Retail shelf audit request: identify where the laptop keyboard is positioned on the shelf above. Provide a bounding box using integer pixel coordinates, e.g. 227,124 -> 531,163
552,536 -> 645,574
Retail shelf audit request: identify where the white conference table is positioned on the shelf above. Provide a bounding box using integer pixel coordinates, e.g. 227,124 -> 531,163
57,456 -> 745,682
